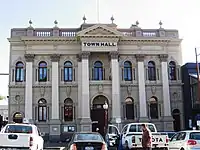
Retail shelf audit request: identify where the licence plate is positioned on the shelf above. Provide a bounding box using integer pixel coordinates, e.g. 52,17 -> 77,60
85,146 -> 94,150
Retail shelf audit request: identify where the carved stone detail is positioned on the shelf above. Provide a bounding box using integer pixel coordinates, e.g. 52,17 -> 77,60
76,54 -> 82,62
159,54 -> 168,62
24,54 -> 35,62
50,54 -> 60,62
109,51 -> 119,59
81,52 -> 90,59
135,54 -> 145,61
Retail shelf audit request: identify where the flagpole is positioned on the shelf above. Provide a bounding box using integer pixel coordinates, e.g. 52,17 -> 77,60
195,47 -> 200,102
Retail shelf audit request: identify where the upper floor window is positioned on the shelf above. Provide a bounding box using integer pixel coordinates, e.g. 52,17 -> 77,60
169,61 -> 176,80
38,61 -> 47,82
124,61 -> 132,81
93,61 -> 103,80
15,61 -> 24,82
148,61 -> 156,81
64,61 -> 73,82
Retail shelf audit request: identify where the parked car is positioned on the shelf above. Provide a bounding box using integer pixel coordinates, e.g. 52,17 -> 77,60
65,132 -> 108,150
120,123 -> 169,150
169,130 -> 200,150
0,122 -> 44,150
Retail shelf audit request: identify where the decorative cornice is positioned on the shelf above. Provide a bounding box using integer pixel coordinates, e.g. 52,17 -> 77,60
109,51 -> 119,59
135,54 -> 145,62
159,54 -> 168,62
24,54 -> 35,62
50,54 -> 60,62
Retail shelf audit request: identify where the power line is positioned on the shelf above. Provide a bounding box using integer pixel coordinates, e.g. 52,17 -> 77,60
0,73 -> 9,75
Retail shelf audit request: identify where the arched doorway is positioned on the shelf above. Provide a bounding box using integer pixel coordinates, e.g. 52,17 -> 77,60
91,95 -> 109,136
172,109 -> 181,131
13,112 -> 23,123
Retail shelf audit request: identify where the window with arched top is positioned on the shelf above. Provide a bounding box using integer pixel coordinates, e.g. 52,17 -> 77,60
124,61 -> 132,81
125,97 -> 134,120
148,61 -> 156,81
149,96 -> 158,119
93,61 -> 103,80
64,98 -> 73,121
15,61 -> 24,82
38,99 -> 47,122
38,61 -> 47,82
169,61 -> 176,80
64,61 -> 73,82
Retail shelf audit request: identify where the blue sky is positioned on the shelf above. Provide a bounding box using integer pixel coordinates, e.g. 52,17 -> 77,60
0,0 -> 200,97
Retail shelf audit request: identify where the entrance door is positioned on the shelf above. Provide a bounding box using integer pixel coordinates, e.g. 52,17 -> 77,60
172,109 -> 181,131
91,95 -> 109,137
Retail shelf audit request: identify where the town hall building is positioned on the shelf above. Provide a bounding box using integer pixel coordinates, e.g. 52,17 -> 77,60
8,17 -> 183,140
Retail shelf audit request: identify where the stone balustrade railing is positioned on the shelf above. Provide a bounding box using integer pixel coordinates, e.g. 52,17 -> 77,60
11,27 -> 179,39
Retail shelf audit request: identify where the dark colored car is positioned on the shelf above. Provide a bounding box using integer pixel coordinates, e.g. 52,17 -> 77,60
65,132 -> 108,150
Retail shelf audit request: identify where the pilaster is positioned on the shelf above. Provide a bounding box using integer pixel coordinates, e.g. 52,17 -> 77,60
24,54 -> 35,122
49,54 -> 61,142
159,54 -> 173,131
109,51 -> 121,123
80,52 -> 92,131
135,54 -> 149,121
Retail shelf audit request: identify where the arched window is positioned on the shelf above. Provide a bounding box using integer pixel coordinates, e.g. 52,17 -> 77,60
148,61 -> 156,81
124,61 -> 132,81
64,61 -> 73,82
169,61 -> 176,80
15,62 -> 24,82
149,96 -> 158,119
64,98 -> 73,121
93,61 -> 103,80
125,97 -> 134,120
38,99 -> 47,122
38,61 -> 47,82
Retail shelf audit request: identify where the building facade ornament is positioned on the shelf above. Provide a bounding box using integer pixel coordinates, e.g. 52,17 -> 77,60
81,52 -> 90,59
109,51 -> 119,59
24,54 -> 35,62
76,54 -> 82,62
50,54 -> 60,62
135,54 -> 145,62
159,54 -> 168,62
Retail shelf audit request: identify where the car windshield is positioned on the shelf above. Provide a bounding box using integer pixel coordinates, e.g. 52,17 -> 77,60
190,132 -> 200,140
74,133 -> 102,141
5,125 -> 32,134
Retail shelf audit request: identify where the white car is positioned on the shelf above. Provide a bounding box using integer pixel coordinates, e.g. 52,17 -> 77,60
169,130 -> 200,150
0,123 -> 44,150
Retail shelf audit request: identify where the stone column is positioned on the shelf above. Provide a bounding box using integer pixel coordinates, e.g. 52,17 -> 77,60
24,54 -> 35,122
50,54 -> 60,119
80,52 -> 92,132
76,54 -> 82,131
110,51 -> 121,122
49,54 -> 61,142
159,54 -> 173,130
135,54 -> 149,121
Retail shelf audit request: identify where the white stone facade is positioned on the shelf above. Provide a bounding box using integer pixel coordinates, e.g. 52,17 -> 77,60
8,22 -> 183,138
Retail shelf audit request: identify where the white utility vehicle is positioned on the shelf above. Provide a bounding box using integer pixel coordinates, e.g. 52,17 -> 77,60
121,123 -> 169,150
0,119 -> 44,150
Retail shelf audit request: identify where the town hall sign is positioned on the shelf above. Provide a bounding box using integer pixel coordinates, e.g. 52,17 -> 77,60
83,42 -> 117,47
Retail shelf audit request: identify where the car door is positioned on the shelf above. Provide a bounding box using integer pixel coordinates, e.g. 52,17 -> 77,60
121,125 -> 128,146
169,132 -> 180,150
174,132 -> 186,149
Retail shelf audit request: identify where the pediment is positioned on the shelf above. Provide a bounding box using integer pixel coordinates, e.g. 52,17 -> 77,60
77,24 -> 123,37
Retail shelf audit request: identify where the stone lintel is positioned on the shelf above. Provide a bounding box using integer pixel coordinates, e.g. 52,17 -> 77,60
135,54 -> 145,62
159,54 -> 168,62
24,54 -> 35,62
50,54 -> 60,62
